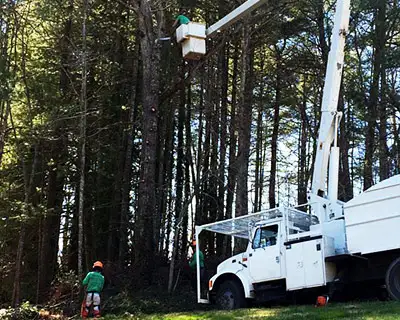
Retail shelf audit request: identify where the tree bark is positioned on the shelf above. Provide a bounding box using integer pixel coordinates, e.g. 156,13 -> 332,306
119,33 -> 140,266
216,44 -> 229,256
254,50 -> 266,212
379,66 -> 389,180
78,0 -> 88,277
338,87 -> 353,201
134,0 -> 163,284
393,114 -> 400,172
224,41 -> 239,257
298,75 -> 308,206
13,145 -> 39,307
269,46 -> 283,209
234,24 -> 254,251
364,2 -> 386,189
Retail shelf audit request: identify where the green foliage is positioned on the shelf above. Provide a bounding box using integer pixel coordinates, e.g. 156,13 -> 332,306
50,269 -> 80,299
103,289 -> 208,316
0,302 -> 38,320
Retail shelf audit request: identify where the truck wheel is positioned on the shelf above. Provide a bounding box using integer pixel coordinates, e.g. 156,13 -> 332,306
385,257 -> 400,300
216,280 -> 246,310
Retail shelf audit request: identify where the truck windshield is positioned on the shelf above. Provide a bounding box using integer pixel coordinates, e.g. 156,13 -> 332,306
252,224 -> 278,249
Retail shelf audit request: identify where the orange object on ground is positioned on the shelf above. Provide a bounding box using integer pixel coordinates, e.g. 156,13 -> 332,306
315,295 -> 329,307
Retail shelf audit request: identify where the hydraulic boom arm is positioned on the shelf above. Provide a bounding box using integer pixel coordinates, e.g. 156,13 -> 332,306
206,0 -> 269,37
311,0 -> 350,203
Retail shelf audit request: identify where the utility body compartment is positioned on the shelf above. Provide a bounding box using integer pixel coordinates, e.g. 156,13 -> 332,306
285,236 -> 336,291
345,175 -> 400,255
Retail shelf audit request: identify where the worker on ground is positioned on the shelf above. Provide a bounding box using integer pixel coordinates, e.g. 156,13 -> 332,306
172,8 -> 190,29
82,261 -> 105,319
189,239 -> 206,294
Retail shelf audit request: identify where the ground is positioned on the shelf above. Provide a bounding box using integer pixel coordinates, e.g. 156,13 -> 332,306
101,301 -> 400,319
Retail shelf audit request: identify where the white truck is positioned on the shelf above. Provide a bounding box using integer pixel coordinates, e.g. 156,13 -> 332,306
193,0 -> 400,309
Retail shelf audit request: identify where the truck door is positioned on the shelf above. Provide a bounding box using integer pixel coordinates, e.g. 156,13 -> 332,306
248,223 -> 282,283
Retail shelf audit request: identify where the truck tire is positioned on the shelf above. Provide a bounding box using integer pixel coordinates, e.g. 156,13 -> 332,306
216,280 -> 246,310
385,257 -> 400,300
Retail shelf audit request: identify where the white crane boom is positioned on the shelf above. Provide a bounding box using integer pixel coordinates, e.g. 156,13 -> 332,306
206,0 -> 269,37
310,0 -> 351,204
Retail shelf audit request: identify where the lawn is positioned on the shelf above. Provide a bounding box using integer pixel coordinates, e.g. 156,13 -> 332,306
102,301 -> 400,320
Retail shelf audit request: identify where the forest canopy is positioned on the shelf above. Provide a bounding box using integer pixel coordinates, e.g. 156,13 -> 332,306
0,0 -> 399,307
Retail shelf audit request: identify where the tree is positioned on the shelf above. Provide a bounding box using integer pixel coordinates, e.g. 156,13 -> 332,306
133,0 -> 165,284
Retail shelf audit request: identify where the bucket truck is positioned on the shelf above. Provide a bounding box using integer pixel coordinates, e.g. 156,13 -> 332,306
193,0 -> 400,309
175,0 -> 270,59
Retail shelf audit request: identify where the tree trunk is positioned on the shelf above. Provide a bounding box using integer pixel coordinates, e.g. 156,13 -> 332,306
194,75 -> 204,229
182,83 -> 192,260
134,0 -> 163,284
13,145 -> 39,307
393,114 -> 400,172
157,100 -> 175,257
209,56 -> 220,254
119,34 -> 140,266
234,24 -> 254,251
78,0 -> 88,277
201,60 -> 213,252
379,67 -> 389,180
168,192 -> 195,293
174,61 -> 185,260
364,2 -> 386,189
224,41 -> 239,257
338,87 -> 353,201
254,51 -> 266,212
269,47 -> 282,208
316,0 -> 328,64
298,75 -> 308,206
216,45 -> 229,256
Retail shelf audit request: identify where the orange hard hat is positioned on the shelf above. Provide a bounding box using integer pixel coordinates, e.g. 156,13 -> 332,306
192,239 -> 196,246
93,261 -> 103,269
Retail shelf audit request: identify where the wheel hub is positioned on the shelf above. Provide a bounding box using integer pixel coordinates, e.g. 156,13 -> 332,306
219,290 -> 234,309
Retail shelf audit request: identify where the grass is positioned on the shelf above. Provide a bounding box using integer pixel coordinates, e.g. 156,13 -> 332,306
101,301 -> 400,320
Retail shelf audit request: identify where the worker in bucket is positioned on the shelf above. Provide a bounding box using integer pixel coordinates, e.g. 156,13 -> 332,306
172,8 -> 190,29
189,239 -> 206,294
81,261 -> 105,318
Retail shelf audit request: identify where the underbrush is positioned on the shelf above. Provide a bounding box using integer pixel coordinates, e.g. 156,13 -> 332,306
103,288 -> 210,316
0,301 -> 52,320
0,289 -> 206,319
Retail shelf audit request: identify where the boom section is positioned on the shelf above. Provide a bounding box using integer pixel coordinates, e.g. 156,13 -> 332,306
311,0 -> 351,200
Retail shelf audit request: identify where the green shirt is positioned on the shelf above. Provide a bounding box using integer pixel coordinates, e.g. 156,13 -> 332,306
176,15 -> 190,25
189,250 -> 204,269
82,271 -> 104,293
